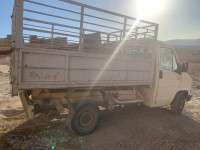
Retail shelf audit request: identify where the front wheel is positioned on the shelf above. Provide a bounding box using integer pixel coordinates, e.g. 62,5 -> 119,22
170,93 -> 186,115
71,103 -> 100,135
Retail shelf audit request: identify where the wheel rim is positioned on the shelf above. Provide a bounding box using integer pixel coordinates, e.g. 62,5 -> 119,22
78,108 -> 96,128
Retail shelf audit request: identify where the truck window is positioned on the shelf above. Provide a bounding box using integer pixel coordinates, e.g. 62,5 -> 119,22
160,47 -> 177,71
172,54 -> 178,71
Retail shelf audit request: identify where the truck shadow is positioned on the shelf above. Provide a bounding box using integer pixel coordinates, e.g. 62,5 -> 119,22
0,109 -> 24,118
88,104 -> 200,150
0,104 -> 200,150
0,110 -> 83,150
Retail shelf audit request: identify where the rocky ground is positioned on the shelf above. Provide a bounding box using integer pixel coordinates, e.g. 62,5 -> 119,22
0,72 -> 85,150
0,50 -> 200,150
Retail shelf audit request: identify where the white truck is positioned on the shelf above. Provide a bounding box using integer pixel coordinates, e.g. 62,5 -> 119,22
10,0 -> 192,135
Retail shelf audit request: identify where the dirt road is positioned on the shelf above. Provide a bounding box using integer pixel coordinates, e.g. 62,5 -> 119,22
0,70 -> 200,150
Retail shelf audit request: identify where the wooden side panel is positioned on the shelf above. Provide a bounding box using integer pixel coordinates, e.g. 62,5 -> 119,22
22,52 -> 66,69
70,56 -> 128,70
128,72 -> 150,81
69,56 -> 128,82
69,56 -> 153,83
21,52 -> 67,83
128,61 -> 152,81
69,70 -> 127,82
22,68 -> 65,82
19,49 -> 154,88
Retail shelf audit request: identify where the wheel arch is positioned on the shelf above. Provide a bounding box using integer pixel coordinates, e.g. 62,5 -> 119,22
73,100 -> 100,111
171,90 -> 188,105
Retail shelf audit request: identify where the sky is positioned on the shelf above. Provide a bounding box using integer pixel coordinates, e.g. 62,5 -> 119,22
0,0 -> 200,41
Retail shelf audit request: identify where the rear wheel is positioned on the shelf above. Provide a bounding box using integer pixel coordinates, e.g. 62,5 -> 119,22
170,93 -> 186,115
71,103 -> 100,135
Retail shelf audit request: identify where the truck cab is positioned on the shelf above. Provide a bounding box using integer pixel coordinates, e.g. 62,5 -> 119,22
153,43 -> 192,107
133,42 -> 192,112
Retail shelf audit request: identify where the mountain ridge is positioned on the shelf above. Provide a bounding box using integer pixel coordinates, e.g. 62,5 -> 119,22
165,39 -> 200,46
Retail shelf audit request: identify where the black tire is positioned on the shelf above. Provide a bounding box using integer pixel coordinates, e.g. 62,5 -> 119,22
170,93 -> 186,115
71,103 -> 100,136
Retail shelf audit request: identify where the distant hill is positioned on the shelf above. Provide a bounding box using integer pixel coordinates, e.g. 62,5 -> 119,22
166,39 -> 200,47
0,37 -> 11,55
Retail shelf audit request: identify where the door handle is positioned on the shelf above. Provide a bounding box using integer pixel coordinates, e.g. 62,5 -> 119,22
159,70 -> 163,79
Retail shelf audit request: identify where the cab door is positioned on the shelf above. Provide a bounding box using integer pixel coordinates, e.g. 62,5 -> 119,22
156,47 -> 181,106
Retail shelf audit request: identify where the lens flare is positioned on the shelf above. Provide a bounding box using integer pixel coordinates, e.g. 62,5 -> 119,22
137,0 -> 164,17
90,18 -> 141,88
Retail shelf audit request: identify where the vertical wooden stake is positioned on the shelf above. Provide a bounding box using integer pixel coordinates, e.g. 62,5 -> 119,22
79,6 -> 84,51
154,24 -> 159,40
107,34 -> 110,44
135,28 -> 138,39
15,0 -> 24,48
123,18 -> 127,39
51,24 -> 54,49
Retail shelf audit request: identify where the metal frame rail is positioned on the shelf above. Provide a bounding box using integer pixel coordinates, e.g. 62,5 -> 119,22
12,0 -> 159,52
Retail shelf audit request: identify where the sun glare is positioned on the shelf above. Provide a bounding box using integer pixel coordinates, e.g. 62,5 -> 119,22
137,0 -> 164,18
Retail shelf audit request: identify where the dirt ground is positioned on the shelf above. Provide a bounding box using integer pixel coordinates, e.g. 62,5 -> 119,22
0,49 -> 200,150
0,71 -> 200,150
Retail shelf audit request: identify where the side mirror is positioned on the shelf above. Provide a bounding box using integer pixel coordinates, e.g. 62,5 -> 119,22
182,62 -> 189,72
177,63 -> 182,74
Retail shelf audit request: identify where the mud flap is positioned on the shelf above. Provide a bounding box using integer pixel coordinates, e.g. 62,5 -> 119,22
19,91 -> 34,119
64,89 -> 75,131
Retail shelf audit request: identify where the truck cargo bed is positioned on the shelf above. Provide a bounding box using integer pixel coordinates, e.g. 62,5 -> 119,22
10,0 -> 158,95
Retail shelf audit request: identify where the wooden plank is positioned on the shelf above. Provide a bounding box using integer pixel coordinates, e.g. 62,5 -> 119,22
18,81 -> 152,89
24,0 -> 81,15
23,27 -> 80,38
59,0 -> 158,25
24,8 -> 122,31
23,18 -> 118,37
24,0 -> 130,27
24,9 -> 80,23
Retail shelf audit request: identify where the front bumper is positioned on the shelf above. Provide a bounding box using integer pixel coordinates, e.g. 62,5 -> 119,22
186,94 -> 192,102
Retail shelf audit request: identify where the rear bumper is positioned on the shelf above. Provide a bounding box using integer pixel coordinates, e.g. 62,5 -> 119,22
186,94 -> 192,102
